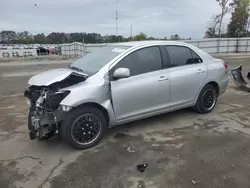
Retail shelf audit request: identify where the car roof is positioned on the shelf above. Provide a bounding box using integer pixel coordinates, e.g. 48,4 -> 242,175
107,40 -> 214,63
111,40 -> 188,48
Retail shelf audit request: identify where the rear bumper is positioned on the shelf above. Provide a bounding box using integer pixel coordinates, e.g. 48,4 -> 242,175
218,75 -> 229,96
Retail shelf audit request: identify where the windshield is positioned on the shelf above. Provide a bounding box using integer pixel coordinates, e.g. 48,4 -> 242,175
70,46 -> 130,75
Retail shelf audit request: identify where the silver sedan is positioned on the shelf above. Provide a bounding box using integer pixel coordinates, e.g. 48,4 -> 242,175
25,41 -> 229,149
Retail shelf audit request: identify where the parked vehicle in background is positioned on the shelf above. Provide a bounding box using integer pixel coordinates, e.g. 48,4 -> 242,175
24,41 -> 229,149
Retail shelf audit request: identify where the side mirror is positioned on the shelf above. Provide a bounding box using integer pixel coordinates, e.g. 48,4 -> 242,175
113,68 -> 130,79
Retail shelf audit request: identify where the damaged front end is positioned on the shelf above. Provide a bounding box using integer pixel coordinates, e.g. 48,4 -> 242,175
24,69 -> 87,140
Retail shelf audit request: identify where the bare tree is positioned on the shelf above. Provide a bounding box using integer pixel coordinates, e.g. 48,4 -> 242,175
245,4 -> 250,36
212,14 -> 221,37
216,0 -> 230,38
205,15 -> 220,38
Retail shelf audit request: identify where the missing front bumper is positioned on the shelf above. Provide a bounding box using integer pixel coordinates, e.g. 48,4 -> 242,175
28,108 -> 68,140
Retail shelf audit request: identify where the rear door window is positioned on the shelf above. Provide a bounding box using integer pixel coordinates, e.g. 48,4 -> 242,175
165,46 -> 194,67
190,50 -> 203,63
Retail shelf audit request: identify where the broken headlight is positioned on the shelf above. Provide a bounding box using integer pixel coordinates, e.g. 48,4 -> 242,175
45,90 -> 70,111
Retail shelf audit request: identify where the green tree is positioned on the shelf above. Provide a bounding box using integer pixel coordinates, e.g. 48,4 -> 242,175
205,15 -> 220,38
134,32 -> 147,41
170,34 -> 181,40
23,31 -> 29,39
147,36 -> 156,40
205,27 -> 218,38
0,30 -> 170,44
34,33 -> 47,44
47,32 -> 68,44
0,30 -> 17,43
227,0 -> 250,37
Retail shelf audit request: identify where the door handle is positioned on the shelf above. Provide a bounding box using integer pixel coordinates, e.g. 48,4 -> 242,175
197,69 -> 205,74
158,76 -> 169,81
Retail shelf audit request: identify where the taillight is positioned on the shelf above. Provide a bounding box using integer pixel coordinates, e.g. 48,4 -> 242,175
223,63 -> 228,73
224,63 -> 228,69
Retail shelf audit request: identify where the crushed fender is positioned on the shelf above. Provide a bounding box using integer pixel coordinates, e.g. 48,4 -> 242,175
231,65 -> 250,92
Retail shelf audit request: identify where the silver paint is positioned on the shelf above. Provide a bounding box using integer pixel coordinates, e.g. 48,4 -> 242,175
27,41 -> 229,128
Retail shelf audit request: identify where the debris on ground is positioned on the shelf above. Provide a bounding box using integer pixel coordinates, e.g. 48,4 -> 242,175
138,184 -> 145,188
126,146 -> 135,153
137,164 -> 148,173
114,132 -> 129,139
231,64 -> 250,92
189,178 -> 201,185
137,180 -> 146,188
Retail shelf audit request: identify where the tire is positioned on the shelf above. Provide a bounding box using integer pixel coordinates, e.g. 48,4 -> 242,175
28,111 -> 33,131
193,84 -> 218,114
61,106 -> 107,150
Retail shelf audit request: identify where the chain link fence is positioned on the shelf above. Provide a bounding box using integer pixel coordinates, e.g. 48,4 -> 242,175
60,42 -> 86,57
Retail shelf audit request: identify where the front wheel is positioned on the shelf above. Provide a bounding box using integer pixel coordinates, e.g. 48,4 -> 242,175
193,84 -> 218,114
61,106 -> 107,149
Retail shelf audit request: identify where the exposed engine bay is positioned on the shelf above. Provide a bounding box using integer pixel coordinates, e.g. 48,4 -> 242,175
24,72 -> 87,140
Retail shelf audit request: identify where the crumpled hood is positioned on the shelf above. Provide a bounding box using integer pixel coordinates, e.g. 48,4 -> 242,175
28,68 -> 75,86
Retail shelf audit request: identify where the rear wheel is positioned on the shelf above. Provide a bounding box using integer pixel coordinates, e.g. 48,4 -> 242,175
193,84 -> 218,114
61,106 -> 107,149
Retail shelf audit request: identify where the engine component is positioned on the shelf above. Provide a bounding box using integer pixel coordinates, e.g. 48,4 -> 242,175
24,72 -> 86,140
45,91 -> 70,111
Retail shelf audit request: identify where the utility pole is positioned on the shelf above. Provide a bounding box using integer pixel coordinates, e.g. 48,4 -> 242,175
116,0 -> 119,42
130,24 -> 133,40
236,28 -> 241,53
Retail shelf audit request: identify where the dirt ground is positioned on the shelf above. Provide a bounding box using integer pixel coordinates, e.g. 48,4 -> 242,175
0,55 -> 250,188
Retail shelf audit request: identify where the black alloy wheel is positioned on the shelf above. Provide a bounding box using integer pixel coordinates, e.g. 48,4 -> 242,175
202,89 -> 216,111
61,106 -> 107,149
71,114 -> 101,145
193,84 -> 218,114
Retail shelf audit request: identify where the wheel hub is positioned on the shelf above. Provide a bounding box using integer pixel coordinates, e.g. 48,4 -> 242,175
203,89 -> 216,111
71,114 -> 101,145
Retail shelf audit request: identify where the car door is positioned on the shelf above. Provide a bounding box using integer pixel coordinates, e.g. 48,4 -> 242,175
110,46 -> 170,122
165,45 -> 207,107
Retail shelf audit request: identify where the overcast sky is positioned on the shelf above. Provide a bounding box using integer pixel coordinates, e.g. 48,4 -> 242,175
0,0 -> 231,39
